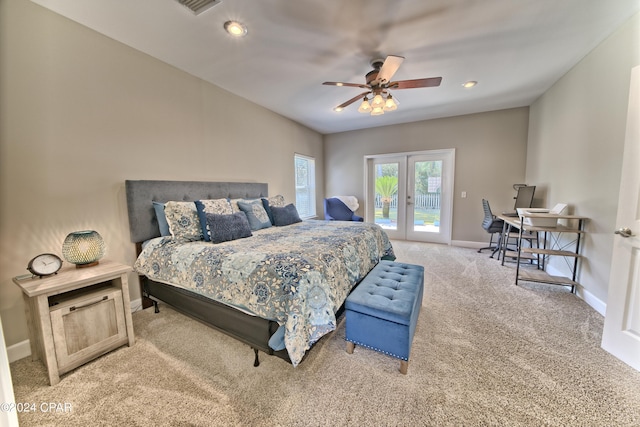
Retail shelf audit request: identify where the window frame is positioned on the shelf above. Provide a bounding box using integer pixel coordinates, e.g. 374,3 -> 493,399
294,153 -> 317,219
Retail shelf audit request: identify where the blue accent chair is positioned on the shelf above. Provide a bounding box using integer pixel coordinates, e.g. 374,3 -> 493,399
324,197 -> 364,222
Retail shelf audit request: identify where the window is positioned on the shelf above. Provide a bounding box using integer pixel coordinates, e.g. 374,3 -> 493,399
294,154 -> 316,218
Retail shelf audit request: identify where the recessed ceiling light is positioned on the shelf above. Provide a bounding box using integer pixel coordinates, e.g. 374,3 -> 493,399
462,81 -> 477,88
224,21 -> 247,37
334,107 -> 344,112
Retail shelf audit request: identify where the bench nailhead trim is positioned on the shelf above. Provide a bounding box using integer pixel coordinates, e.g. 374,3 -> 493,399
345,339 -> 409,361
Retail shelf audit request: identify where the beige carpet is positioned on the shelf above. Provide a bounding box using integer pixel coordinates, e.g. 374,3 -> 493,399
11,241 -> 640,426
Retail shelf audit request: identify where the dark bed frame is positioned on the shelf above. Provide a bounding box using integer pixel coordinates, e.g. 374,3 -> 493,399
125,180 -> 291,366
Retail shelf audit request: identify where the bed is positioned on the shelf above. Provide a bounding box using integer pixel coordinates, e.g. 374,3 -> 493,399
125,180 -> 395,367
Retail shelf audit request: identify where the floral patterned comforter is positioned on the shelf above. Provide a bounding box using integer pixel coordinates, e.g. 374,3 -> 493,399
134,220 -> 395,366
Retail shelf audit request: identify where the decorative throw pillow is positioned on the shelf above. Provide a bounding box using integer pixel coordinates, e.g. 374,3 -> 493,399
195,199 -> 233,242
164,201 -> 202,241
205,212 -> 253,244
324,197 -> 356,221
237,199 -> 272,231
262,194 -> 286,225
266,194 -> 285,207
271,204 -> 302,226
228,198 -> 256,213
152,201 -> 171,236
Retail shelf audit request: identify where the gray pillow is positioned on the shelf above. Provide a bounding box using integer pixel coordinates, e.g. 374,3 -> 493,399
237,199 -> 272,231
205,212 -> 252,244
271,204 -> 302,226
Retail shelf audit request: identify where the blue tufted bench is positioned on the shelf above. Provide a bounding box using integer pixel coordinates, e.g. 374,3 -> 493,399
345,260 -> 424,374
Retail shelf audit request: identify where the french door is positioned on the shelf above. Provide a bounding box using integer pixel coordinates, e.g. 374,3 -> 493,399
365,149 -> 455,243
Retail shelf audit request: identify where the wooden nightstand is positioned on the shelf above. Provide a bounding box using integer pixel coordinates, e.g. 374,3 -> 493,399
13,260 -> 134,385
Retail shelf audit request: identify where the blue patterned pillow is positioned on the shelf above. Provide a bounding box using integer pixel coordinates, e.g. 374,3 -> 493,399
164,201 -> 202,241
205,212 -> 253,244
271,204 -> 302,226
237,200 -> 272,231
195,199 -> 233,242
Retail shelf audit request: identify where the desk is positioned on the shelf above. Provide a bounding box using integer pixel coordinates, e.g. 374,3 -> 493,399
496,213 -> 587,293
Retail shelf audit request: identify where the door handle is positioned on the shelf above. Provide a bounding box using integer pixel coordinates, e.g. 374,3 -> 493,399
614,227 -> 634,238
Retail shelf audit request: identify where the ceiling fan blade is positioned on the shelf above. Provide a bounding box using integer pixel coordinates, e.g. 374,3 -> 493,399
323,81 -> 369,89
376,55 -> 405,85
335,91 -> 372,109
388,77 -> 442,89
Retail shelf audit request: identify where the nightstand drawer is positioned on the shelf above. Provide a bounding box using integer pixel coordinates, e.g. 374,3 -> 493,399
50,286 -> 128,374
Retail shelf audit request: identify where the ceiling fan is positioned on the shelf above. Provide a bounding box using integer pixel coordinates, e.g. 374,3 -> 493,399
323,55 -> 441,115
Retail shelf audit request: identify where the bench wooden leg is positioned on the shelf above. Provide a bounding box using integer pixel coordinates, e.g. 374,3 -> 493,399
346,341 -> 355,354
400,360 -> 408,375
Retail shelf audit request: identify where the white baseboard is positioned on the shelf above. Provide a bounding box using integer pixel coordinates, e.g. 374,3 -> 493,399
452,240 -> 486,249
8,299 -> 145,363
545,265 -> 607,316
576,287 -> 606,316
130,297 -> 144,313
7,340 -> 30,364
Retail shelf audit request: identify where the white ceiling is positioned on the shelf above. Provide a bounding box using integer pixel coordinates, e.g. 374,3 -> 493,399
32,0 -> 640,134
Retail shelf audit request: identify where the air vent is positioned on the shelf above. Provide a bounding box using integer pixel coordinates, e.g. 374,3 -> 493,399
177,0 -> 222,15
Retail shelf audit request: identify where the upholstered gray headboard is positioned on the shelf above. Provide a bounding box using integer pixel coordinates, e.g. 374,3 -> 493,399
125,180 -> 268,243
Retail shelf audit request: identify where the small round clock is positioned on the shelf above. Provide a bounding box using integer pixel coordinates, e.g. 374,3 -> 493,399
27,253 -> 63,278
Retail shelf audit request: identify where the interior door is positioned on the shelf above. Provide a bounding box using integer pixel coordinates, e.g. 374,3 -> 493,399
601,65 -> 640,371
0,318 -> 18,427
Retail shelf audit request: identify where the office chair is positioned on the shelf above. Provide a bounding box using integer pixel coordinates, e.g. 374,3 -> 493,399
324,197 -> 364,222
478,199 -> 504,257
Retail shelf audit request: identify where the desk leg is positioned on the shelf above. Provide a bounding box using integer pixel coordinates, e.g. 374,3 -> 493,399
500,221 -> 509,265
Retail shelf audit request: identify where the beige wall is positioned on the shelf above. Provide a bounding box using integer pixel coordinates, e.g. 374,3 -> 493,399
0,0 -> 323,347
324,108 -> 530,244
526,13 -> 640,307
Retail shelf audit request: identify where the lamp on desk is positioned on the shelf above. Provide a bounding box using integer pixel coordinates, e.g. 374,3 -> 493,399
62,230 -> 105,268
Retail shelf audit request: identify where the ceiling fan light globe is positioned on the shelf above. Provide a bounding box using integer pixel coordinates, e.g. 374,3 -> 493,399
357,98 -> 372,113
371,106 -> 385,116
384,96 -> 397,111
371,94 -> 385,108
